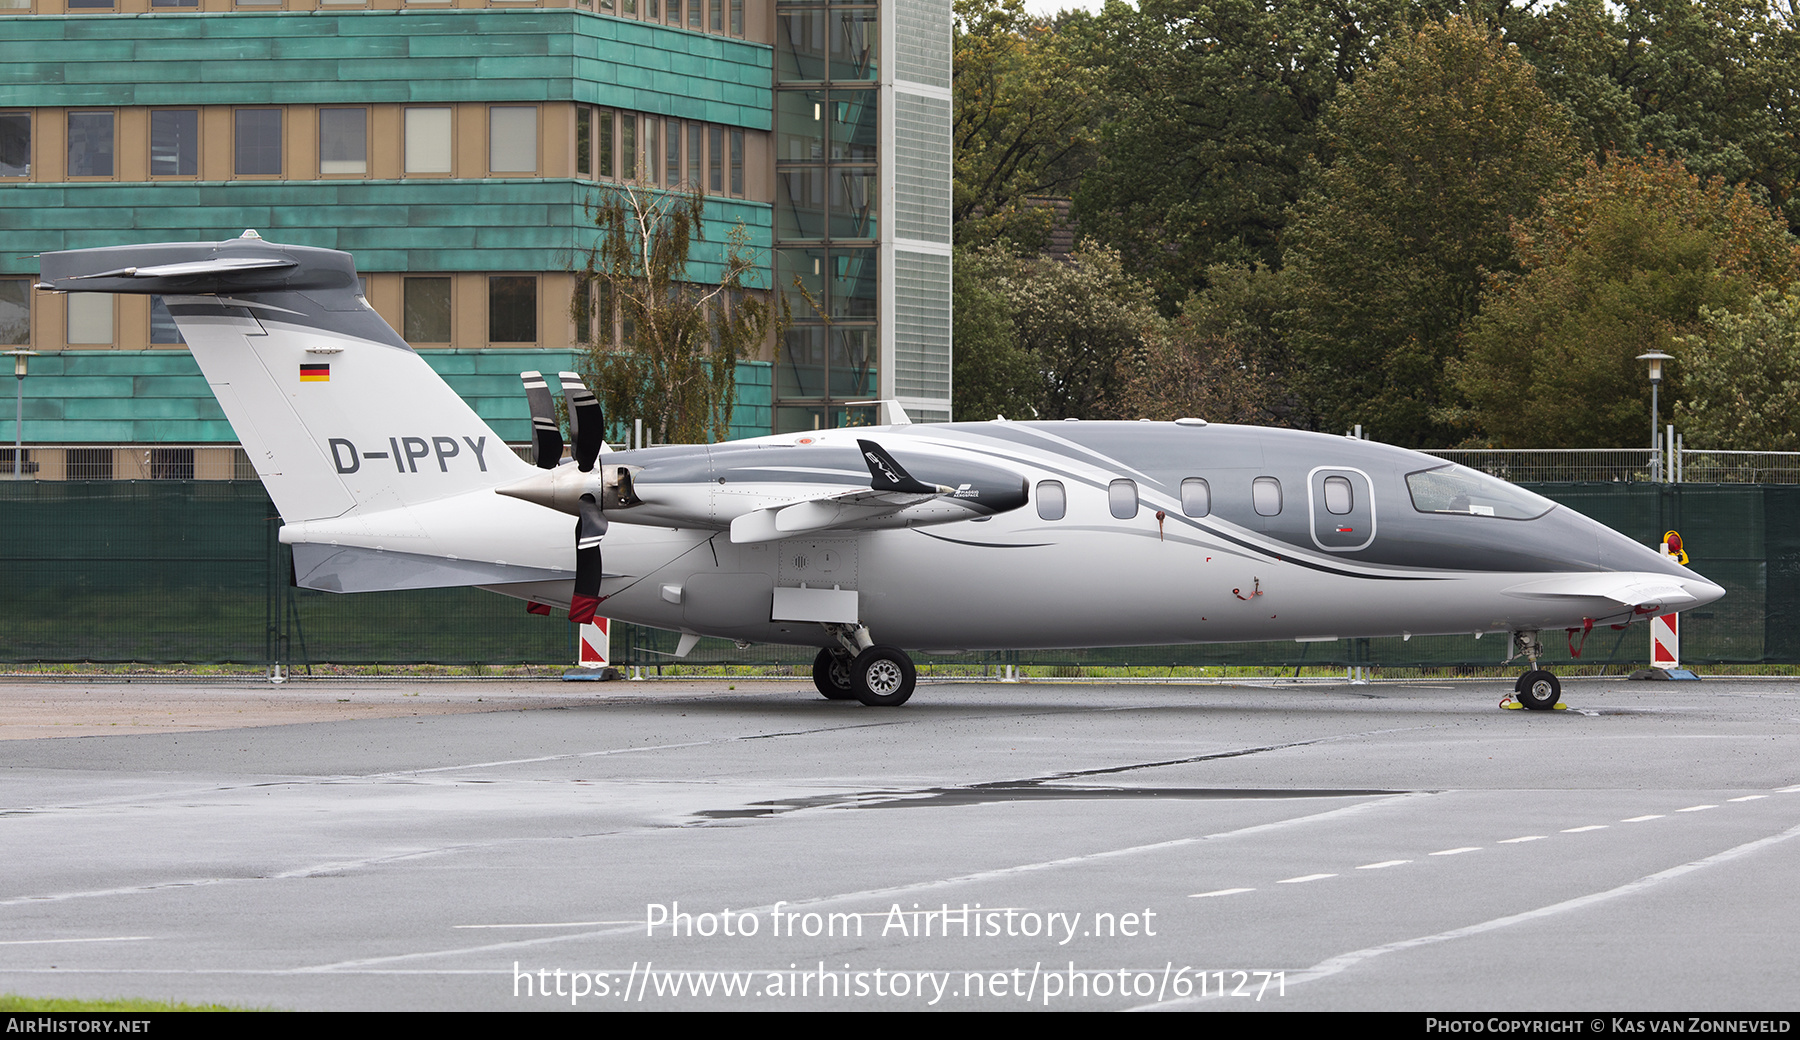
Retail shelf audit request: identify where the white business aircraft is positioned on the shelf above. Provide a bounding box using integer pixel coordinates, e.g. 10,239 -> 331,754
37,235 -> 1726,709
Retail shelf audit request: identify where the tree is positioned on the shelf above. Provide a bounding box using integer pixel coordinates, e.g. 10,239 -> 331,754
951,246 -> 1040,420
1283,15 -> 1581,445
572,183 -> 781,445
1679,289 -> 1800,450
953,0 -> 1098,249
949,244 -> 1163,420
1454,153 -> 1800,446
1077,0 -> 1446,305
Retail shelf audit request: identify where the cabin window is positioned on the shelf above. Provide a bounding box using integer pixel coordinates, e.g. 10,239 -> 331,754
1324,475 -> 1353,515
1405,464 -> 1554,520
1253,476 -> 1282,516
1035,480 -> 1065,521
150,297 -> 184,345
1181,477 -> 1210,518
1108,479 -> 1138,519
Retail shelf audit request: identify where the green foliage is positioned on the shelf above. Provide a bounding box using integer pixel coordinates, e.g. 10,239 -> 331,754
1456,153 -> 1800,447
950,245 -> 1163,420
1678,289 -> 1800,450
1077,0 -> 1448,305
1283,15 -> 1581,446
953,0 -> 1098,249
572,184 -> 780,445
951,246 -> 1040,420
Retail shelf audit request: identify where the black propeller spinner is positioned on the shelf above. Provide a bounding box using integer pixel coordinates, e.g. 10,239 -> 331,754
518,370 -> 609,624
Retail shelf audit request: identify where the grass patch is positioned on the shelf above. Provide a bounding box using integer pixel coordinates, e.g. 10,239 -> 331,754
0,993 -> 256,1012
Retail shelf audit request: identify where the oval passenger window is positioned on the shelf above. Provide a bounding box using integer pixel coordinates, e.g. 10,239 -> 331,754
1253,476 -> 1282,516
1036,480 -> 1065,521
1109,479 -> 1138,519
1324,475 -> 1353,515
1181,477 -> 1210,518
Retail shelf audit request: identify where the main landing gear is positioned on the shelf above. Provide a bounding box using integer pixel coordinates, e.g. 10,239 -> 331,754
1508,630 -> 1562,711
812,625 -> 917,707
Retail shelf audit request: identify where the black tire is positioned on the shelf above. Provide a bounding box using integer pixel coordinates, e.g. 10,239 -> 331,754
850,645 -> 916,707
811,647 -> 856,700
1515,669 -> 1561,711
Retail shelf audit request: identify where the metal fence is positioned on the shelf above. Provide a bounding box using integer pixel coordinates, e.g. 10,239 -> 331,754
1425,446 -> 1800,484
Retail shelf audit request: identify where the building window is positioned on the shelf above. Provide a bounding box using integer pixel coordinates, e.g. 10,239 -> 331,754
67,294 -> 113,345
489,107 -> 537,175
597,111 -> 615,179
403,277 -> 452,343
0,112 -> 27,177
488,277 -> 536,343
405,108 -> 452,175
234,109 -> 282,176
150,297 -> 185,345
150,110 -> 198,177
67,112 -> 114,177
730,130 -> 744,194
66,448 -> 113,480
620,115 -> 636,180
150,0 -> 201,6
66,0 -> 114,8
689,0 -> 701,29
731,0 -> 742,35
644,117 -> 659,183
150,448 -> 195,480
320,108 -> 367,175
687,122 -> 702,187
0,279 -> 28,345
710,0 -> 721,32
709,126 -> 723,191
1253,476 -> 1282,517
577,108 -> 591,178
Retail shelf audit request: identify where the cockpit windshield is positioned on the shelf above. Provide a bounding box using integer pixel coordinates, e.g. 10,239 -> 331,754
1405,464 -> 1554,520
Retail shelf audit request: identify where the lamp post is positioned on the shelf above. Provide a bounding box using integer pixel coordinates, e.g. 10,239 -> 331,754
3,349 -> 36,480
1638,350 -> 1673,483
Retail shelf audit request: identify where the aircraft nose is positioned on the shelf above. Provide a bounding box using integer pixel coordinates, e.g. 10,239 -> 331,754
1685,576 -> 1726,609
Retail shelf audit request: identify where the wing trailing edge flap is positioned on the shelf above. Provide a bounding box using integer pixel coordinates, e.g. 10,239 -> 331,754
1501,573 -> 1703,612
729,486 -> 945,544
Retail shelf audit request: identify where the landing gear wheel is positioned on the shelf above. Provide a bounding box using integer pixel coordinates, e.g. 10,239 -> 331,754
811,647 -> 856,701
850,645 -> 916,707
1515,669 -> 1561,711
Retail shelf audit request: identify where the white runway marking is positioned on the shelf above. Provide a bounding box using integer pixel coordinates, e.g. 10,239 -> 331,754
1135,817 -> 1800,1010
294,793 -> 1425,972
1429,847 -> 1480,856
1278,873 -> 1336,884
1356,860 -> 1410,870
453,921 -> 639,930
1677,804 -> 1717,812
1729,795 -> 1768,802
1622,815 -> 1665,822
1189,888 -> 1254,898
0,937 -> 150,947
1562,825 -> 1607,833
1497,835 -> 1545,843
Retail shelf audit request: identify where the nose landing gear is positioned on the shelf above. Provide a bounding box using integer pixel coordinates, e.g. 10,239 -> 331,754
1508,630 -> 1563,711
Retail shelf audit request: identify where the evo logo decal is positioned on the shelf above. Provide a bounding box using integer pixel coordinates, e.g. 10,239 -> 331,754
329,436 -> 490,474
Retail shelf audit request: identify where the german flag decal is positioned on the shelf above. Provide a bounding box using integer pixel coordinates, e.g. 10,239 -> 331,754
299,363 -> 330,382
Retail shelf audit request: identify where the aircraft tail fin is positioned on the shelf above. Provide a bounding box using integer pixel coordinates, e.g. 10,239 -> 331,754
38,234 -> 531,522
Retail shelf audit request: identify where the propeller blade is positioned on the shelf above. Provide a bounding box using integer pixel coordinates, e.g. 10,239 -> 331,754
558,371 -> 604,472
519,370 -> 563,470
569,492 -> 607,624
